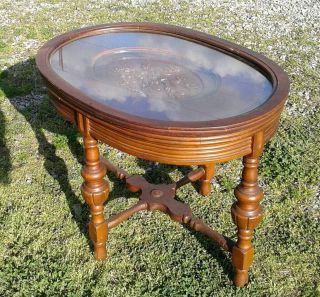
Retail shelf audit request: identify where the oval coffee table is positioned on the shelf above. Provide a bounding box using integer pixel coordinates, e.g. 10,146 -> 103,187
36,23 -> 289,287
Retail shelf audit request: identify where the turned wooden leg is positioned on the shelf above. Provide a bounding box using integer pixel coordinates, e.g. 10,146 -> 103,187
81,133 -> 109,260
231,132 -> 264,287
199,163 -> 215,196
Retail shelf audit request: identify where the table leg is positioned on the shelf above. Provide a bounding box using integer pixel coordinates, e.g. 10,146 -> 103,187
231,132 -> 264,287
81,134 -> 109,260
199,163 -> 215,196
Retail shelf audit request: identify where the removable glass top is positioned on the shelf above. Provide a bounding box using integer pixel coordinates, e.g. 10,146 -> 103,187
50,32 -> 273,121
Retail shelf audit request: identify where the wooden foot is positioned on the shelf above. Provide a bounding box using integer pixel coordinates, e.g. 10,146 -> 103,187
79,114 -> 109,260
233,269 -> 249,287
199,163 -> 215,196
231,132 -> 264,287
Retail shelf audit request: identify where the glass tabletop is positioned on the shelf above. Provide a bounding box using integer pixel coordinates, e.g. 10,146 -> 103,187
50,32 -> 273,122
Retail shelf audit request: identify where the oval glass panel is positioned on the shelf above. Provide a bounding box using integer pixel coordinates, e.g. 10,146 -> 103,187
50,32 -> 273,121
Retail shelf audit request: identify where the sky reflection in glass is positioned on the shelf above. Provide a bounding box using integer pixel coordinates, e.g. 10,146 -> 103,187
50,32 -> 273,121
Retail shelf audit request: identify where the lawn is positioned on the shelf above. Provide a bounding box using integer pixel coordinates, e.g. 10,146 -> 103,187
0,0 -> 319,296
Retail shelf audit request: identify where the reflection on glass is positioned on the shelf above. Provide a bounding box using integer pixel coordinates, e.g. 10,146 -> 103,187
50,32 -> 273,121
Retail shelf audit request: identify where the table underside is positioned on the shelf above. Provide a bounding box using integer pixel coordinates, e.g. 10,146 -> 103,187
102,158 -> 234,252
73,106 -> 267,288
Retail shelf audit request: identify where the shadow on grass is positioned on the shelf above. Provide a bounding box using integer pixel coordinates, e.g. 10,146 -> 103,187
136,158 -> 200,193
135,159 -> 234,280
0,58 -> 91,242
0,57 -> 234,281
0,108 -> 11,184
185,227 -> 234,281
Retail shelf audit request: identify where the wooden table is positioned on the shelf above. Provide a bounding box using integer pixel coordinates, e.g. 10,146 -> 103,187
36,23 -> 289,287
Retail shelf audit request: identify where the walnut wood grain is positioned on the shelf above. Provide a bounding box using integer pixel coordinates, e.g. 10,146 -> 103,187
101,158 -> 130,180
185,217 -> 234,252
175,167 -> 205,189
36,23 -> 290,287
78,113 -> 109,260
231,132 -> 264,287
46,91 -> 282,165
107,201 -> 148,229
104,166 -> 235,252
199,163 -> 215,196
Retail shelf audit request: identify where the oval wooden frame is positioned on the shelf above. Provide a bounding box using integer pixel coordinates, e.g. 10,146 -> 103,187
36,22 -> 289,165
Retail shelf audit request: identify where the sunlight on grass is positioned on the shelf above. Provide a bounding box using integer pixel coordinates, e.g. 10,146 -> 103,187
0,0 -> 319,296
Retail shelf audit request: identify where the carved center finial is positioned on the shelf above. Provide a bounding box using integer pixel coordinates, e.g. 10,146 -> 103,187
151,189 -> 163,198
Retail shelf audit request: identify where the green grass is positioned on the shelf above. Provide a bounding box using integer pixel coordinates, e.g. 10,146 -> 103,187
0,0 -> 319,296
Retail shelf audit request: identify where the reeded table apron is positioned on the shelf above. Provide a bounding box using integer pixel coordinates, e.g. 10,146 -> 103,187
36,23 -> 289,287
